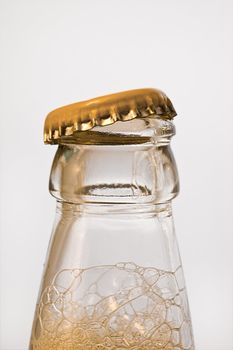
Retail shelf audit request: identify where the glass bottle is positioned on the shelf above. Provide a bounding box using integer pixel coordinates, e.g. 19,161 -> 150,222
30,89 -> 195,350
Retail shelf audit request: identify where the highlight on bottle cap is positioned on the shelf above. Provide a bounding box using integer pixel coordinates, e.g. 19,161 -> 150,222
44,88 -> 177,144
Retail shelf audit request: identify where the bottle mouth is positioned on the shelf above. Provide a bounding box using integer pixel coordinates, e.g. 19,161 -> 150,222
56,117 -> 176,146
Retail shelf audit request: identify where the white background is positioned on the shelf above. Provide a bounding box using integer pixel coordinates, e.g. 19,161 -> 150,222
0,0 -> 232,349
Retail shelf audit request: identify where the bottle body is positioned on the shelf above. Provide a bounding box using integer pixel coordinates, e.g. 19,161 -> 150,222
30,203 -> 194,350
30,118 -> 194,349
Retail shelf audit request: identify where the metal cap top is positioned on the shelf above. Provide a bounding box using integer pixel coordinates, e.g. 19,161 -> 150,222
44,88 -> 176,144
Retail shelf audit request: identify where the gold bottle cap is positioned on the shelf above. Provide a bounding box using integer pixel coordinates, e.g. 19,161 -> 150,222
44,88 -> 176,144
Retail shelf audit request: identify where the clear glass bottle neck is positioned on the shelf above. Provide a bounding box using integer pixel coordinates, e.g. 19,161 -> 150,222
49,118 -> 179,205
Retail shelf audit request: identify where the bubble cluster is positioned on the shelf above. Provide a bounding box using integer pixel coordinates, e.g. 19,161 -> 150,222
30,263 -> 194,350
